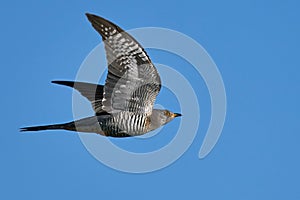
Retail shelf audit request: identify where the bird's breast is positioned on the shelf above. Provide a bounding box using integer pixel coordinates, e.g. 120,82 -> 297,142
100,112 -> 151,137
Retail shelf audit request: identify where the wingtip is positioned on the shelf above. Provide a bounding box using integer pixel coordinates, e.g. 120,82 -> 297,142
51,80 -> 63,85
51,80 -> 65,84
85,13 -> 98,21
85,13 -> 92,18
51,80 -> 75,87
85,13 -> 109,24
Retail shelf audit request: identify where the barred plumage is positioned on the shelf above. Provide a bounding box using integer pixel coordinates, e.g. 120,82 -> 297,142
99,112 -> 149,137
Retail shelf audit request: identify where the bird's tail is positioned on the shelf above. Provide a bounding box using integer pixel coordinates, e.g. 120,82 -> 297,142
20,122 -> 75,132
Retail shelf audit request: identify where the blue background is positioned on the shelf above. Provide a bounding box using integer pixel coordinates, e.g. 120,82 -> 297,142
1,0 -> 299,199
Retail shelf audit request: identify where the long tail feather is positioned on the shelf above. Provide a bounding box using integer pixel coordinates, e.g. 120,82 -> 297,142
20,124 -> 67,132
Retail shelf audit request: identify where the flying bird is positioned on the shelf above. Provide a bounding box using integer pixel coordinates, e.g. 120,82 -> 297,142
20,13 -> 182,137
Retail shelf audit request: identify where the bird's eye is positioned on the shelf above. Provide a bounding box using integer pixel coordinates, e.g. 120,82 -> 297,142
164,111 -> 171,117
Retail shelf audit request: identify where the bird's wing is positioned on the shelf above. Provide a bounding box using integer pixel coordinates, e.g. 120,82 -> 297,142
86,13 -> 161,116
52,81 -> 104,113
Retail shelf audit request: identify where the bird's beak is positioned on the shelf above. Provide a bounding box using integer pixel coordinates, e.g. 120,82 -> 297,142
173,113 -> 182,117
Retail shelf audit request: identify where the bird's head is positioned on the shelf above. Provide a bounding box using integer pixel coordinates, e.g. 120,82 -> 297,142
162,110 -> 182,123
149,109 -> 182,131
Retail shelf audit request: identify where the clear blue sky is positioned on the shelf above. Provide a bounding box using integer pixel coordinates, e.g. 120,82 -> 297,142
1,0 -> 300,199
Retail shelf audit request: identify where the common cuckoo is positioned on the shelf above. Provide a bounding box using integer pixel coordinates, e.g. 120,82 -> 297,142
21,13 -> 182,137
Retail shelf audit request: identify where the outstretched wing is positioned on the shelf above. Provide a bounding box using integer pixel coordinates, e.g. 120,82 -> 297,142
86,13 -> 161,116
52,81 -> 104,113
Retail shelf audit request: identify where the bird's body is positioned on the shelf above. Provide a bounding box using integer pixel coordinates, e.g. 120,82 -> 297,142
22,97 -> 179,137
100,112 -> 150,136
21,13 -> 181,137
